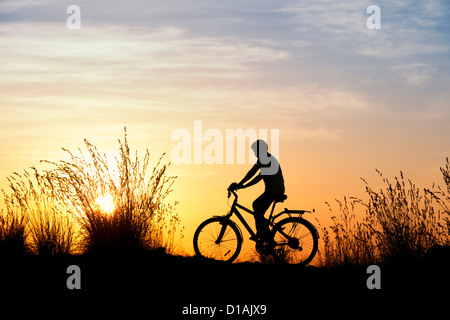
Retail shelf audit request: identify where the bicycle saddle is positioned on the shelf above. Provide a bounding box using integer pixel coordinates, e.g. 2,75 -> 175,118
274,194 -> 287,203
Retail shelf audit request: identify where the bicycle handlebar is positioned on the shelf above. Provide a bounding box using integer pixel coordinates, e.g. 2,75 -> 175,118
227,186 -> 238,199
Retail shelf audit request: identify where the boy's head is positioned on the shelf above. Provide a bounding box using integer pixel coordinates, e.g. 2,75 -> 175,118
251,140 -> 268,159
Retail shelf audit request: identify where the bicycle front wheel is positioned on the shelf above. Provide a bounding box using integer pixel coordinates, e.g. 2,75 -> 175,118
272,217 -> 318,265
193,217 -> 242,262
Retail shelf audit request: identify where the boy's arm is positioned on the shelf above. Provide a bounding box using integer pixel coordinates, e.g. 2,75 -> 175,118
240,174 -> 262,189
237,164 -> 260,188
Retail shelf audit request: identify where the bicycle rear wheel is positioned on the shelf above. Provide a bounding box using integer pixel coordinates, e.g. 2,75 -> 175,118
272,217 -> 318,265
193,217 -> 242,262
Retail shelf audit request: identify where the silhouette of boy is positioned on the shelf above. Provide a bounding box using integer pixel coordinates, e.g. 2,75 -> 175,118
230,140 -> 285,242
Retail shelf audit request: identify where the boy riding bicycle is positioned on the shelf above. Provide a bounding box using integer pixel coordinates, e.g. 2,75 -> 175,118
229,140 -> 285,243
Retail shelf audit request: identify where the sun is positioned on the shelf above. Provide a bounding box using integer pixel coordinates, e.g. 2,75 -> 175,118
95,194 -> 115,215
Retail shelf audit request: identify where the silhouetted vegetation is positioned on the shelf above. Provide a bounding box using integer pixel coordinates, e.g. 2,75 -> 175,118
0,128 -> 183,256
3,169 -> 75,255
319,163 -> 450,267
0,208 -> 28,256
1,129 -> 448,267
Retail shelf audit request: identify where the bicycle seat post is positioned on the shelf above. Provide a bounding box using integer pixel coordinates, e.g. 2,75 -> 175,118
268,201 -> 277,225
268,194 -> 287,224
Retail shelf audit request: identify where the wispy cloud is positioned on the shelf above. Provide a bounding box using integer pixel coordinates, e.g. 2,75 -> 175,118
0,23 -> 290,85
392,63 -> 437,85
277,0 -> 450,59
0,21 -> 295,151
276,0 -> 369,36
0,0 -> 52,13
1,1 -> 449,161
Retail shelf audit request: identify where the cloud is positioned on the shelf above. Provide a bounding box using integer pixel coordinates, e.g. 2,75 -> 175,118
0,23 -> 290,86
1,1 -> 448,151
392,63 -> 437,85
277,0 -> 450,59
0,0 -> 52,13
0,20 -> 371,152
276,0 -> 369,36
0,21 -> 294,144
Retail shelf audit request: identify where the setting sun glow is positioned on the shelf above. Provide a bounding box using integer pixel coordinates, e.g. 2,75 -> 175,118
95,194 -> 116,215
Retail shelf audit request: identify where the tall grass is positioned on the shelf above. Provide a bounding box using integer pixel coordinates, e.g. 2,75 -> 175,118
44,128 -> 183,255
426,157 -> 450,233
319,197 -> 375,267
0,208 -> 28,256
3,168 -> 76,255
319,167 -> 450,267
0,128 -> 183,256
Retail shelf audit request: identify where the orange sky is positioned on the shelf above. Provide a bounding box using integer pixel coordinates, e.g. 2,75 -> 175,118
1,0 -> 450,257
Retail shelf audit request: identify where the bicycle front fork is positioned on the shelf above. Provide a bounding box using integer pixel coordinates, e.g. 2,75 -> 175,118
215,219 -> 229,244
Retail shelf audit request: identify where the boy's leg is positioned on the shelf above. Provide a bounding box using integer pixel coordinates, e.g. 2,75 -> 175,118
252,192 -> 274,241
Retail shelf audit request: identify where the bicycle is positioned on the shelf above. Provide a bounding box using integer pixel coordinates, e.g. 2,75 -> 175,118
193,187 -> 319,265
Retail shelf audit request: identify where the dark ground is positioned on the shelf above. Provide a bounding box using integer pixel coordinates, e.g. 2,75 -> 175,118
1,248 -> 449,318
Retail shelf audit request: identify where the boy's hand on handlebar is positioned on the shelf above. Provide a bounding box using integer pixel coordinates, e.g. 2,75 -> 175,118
228,182 -> 243,191
228,182 -> 238,191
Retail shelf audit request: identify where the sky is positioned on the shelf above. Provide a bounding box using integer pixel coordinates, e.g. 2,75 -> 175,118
1,0 -> 450,256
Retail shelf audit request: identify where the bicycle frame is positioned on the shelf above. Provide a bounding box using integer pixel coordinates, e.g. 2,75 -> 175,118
217,190 -> 314,242
227,198 -> 258,239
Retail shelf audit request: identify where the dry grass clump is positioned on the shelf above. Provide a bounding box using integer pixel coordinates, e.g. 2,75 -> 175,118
2,169 -> 75,255
319,197 -> 374,267
319,167 -> 450,267
426,157 -> 450,235
45,128 -> 183,255
0,128 -> 183,256
0,209 -> 28,256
